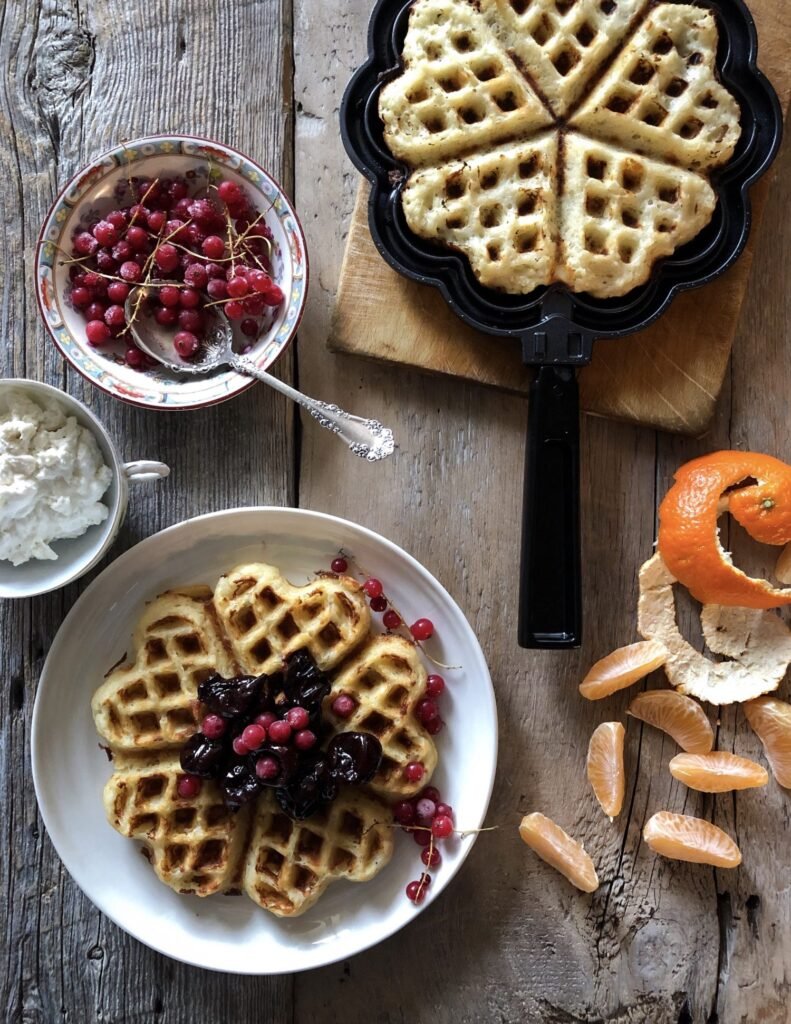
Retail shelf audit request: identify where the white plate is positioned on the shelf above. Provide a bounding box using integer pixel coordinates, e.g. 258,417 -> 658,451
32,508 -> 497,974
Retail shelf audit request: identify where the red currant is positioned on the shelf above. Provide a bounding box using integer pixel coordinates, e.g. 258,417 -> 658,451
286,707 -> 310,730
268,719 -> 292,744
154,243 -> 179,273
104,305 -> 126,328
240,318 -> 259,338
125,346 -> 145,369
412,829 -> 432,847
404,761 -> 425,784
410,618 -> 434,641
71,286 -> 92,308
254,711 -> 277,731
225,300 -> 245,320
159,285 -> 181,307
74,231 -> 99,256
405,877 -> 430,903
201,714 -> 226,739
255,756 -> 279,781
435,803 -> 454,819
227,276 -> 250,298
331,557 -> 348,573
232,736 -> 249,756
92,220 -> 119,246
393,800 -> 415,825
179,287 -> 201,309
126,225 -> 149,251
294,729 -> 317,751
86,320 -> 110,346
119,260 -> 142,282
177,775 -> 201,799
421,847 -> 442,868
426,717 -> 444,736
155,307 -> 179,326
421,786 -> 441,803
242,724 -> 266,750
184,263 -> 209,289
426,674 -> 445,698
331,694 -> 357,719
416,699 -> 439,725
363,578 -> 383,599
370,595 -> 388,613
174,331 -> 200,359
432,815 -> 453,839
383,609 -> 401,630
202,235 -> 226,260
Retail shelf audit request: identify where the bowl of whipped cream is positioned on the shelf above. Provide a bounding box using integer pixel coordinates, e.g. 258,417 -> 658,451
0,379 -> 169,598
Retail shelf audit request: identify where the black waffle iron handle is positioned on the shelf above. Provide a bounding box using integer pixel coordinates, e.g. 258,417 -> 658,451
518,307 -> 594,650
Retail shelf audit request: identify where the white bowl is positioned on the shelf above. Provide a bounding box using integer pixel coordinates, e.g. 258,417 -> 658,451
31,507 -> 497,973
35,134 -> 308,411
0,379 -> 169,598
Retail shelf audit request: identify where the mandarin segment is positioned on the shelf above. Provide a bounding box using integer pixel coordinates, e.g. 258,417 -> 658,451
743,696 -> 791,788
628,690 -> 713,753
579,639 -> 667,700
587,722 -> 626,818
658,451 -> 791,608
669,751 -> 768,793
643,812 -> 741,868
519,812 -> 599,893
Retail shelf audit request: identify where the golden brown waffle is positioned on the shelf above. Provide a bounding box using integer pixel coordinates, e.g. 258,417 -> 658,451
213,563 -> 371,675
104,753 -> 250,897
558,132 -> 716,297
243,787 -> 394,917
379,0 -> 552,166
401,133 -> 558,293
381,0 -> 740,297
92,588 -> 239,752
324,635 -> 438,799
481,0 -> 648,117
571,4 -> 741,169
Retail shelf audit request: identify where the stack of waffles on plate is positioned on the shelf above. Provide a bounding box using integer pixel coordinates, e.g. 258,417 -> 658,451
92,564 -> 438,916
379,0 -> 741,297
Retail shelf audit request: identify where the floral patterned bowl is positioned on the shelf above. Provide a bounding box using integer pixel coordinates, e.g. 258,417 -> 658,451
35,134 -> 308,411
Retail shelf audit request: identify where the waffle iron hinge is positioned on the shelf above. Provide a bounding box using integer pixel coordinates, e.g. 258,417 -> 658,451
520,317 -> 594,367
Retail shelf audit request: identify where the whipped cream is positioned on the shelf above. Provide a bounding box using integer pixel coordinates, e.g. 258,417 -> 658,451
0,391 -> 113,565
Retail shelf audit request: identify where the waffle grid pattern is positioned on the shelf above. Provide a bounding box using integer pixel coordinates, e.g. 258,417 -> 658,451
325,635 -> 439,798
243,788 -> 394,916
380,0 -> 740,297
213,564 -> 371,676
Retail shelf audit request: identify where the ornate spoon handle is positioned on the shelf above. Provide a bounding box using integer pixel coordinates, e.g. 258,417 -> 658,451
230,354 -> 395,462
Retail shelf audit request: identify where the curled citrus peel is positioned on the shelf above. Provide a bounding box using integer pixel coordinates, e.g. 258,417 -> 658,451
637,553 -> 791,705
658,451 -> 791,608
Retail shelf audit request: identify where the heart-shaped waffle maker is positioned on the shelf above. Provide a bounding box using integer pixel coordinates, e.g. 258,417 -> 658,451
341,0 -> 782,649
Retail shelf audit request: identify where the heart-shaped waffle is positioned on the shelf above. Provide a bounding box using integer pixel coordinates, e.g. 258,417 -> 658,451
401,132 -> 559,293
104,753 -> 251,897
243,787 -> 394,917
379,0 -> 552,167
571,4 -> 741,169
92,587 -> 239,752
324,634 -> 439,798
559,131 -> 716,297
480,0 -> 648,118
213,563 -> 371,676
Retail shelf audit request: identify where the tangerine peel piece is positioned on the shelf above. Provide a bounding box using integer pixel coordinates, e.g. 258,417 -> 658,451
637,553 -> 791,705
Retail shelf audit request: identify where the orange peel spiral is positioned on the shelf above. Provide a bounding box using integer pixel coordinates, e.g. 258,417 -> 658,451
658,451 -> 791,608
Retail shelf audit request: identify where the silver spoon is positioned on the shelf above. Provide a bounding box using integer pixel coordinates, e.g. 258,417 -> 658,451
124,287 -> 395,462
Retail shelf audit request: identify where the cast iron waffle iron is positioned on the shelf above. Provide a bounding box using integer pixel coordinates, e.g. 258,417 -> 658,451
341,0 -> 782,649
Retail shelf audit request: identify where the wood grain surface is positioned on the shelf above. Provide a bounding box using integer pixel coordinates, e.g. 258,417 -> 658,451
1,1 -> 790,1022
331,0 -> 790,436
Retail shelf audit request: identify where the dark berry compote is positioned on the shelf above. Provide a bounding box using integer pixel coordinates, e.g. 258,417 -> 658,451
179,650 -> 382,819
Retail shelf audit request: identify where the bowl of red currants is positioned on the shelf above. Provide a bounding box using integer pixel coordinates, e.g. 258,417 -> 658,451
35,134 -> 308,410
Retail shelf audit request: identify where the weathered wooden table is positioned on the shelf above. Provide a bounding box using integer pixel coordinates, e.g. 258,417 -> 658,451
2,2 -> 790,1021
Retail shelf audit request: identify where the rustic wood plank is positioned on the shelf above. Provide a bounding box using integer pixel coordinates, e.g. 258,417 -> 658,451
294,0 -> 790,1020
1,0 -> 295,1020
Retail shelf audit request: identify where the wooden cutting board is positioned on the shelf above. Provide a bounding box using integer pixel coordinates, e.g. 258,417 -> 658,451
330,0 -> 790,437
